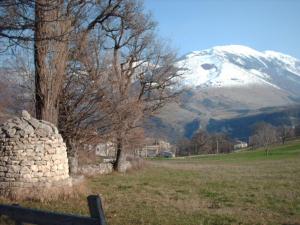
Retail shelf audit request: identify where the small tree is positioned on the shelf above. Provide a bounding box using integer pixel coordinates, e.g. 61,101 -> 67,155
176,138 -> 192,156
277,125 -> 294,145
0,63 -> 33,122
250,122 -> 278,156
294,125 -> 300,137
210,133 -> 233,154
191,130 -> 211,154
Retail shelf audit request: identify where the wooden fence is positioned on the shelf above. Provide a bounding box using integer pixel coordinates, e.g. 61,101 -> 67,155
0,195 -> 106,225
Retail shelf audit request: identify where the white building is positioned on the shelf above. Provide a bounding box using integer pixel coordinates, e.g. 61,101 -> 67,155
234,141 -> 248,150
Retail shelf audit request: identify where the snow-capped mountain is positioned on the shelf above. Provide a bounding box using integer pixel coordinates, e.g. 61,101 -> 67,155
148,45 -> 300,141
177,45 -> 300,95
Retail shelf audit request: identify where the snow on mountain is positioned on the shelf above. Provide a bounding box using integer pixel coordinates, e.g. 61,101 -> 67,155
150,45 -> 300,142
177,45 -> 300,90
264,50 -> 300,76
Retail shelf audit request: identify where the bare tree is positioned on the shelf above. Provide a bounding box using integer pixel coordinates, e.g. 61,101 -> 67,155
97,0 -> 182,170
209,133 -> 233,154
176,138 -> 192,156
177,131 -> 234,156
0,0 -> 123,125
250,122 -> 278,155
1,0 -> 127,173
58,69 -> 107,173
1,0 -> 182,172
295,125 -> 300,137
65,1 -> 180,170
0,59 -> 33,122
190,130 -> 211,154
277,125 -> 294,145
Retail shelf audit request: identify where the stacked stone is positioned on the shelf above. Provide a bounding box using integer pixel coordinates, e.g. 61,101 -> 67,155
0,111 -> 71,193
78,163 -> 113,176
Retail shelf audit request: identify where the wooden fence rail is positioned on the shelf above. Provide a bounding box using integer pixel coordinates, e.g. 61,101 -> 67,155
0,195 -> 107,225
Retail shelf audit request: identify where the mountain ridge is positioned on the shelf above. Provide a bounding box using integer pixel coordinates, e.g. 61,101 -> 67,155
148,45 -> 300,142
177,45 -> 300,94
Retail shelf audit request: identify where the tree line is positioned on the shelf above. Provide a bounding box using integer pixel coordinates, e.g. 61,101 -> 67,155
177,130 -> 234,156
177,122 -> 300,156
249,122 -> 297,155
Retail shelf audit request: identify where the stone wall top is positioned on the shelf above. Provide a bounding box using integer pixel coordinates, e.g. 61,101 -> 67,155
0,110 -> 59,139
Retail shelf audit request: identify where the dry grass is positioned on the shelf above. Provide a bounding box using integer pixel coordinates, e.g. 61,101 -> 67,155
89,140 -> 300,225
0,177 -> 89,203
0,140 -> 299,225
126,156 -> 148,172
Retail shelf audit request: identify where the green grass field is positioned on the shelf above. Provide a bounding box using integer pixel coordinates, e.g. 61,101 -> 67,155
1,140 -> 300,225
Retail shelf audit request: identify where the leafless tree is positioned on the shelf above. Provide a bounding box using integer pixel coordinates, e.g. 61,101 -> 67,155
295,125 -> 300,137
209,133 -> 233,154
1,0 -> 182,172
177,131 -> 234,156
97,0 -> 182,170
0,54 -> 34,122
176,138 -> 192,156
54,0 -> 181,172
0,0 -> 123,125
190,130 -> 211,154
1,0 -> 131,173
277,125 -> 294,145
250,122 -> 278,155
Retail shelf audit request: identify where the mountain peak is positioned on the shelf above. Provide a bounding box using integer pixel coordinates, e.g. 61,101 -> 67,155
177,45 -> 300,91
212,45 -> 264,57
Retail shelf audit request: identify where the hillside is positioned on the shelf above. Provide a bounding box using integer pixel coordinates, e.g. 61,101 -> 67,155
148,45 -> 300,141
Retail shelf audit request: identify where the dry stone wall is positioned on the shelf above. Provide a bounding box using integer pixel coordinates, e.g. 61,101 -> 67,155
77,160 -> 132,176
78,163 -> 113,176
0,111 -> 71,194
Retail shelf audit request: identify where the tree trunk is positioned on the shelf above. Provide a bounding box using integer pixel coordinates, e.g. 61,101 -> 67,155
65,137 -> 79,175
265,146 -> 269,156
34,0 -> 70,126
282,137 -> 285,145
113,138 -> 123,171
35,72 -> 60,125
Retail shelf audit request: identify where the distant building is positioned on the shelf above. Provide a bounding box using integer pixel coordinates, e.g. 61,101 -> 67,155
234,140 -> 248,150
138,139 -> 173,157
140,145 -> 159,157
95,142 -> 116,157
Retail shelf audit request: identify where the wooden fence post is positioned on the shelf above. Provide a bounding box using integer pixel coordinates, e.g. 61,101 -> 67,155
87,195 -> 107,225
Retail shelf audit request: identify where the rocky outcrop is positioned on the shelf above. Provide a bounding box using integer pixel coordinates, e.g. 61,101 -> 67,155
0,111 -> 71,195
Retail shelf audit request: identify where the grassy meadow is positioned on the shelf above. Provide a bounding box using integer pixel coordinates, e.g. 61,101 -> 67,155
1,140 -> 300,225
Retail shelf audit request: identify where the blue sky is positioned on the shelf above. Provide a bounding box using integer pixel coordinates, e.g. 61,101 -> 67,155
144,0 -> 300,58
